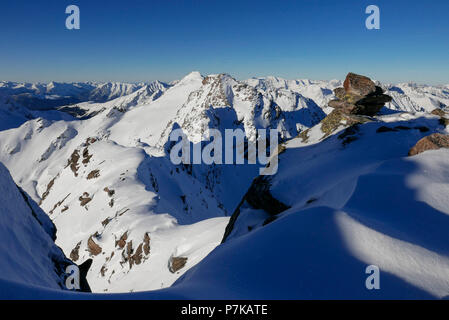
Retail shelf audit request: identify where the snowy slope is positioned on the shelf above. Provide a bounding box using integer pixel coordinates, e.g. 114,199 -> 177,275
0,73 -> 253,293
201,112 -> 449,299
0,162 -> 75,292
58,81 -> 169,119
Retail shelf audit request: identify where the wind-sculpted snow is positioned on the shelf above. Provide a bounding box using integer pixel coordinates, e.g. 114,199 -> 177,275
157,74 -> 327,145
382,83 -> 449,113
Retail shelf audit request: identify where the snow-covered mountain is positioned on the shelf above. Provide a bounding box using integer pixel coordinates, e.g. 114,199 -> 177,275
0,161 -> 83,294
58,81 -> 169,119
0,71 -> 449,298
0,72 -> 331,293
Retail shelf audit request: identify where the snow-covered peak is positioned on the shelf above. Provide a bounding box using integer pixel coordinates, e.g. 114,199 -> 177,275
178,71 -> 204,85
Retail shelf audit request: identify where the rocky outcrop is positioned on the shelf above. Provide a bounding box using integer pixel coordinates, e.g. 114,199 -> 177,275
70,241 -> 81,262
131,243 -> 143,266
343,72 -> 377,97
104,187 -> 115,197
118,235 -> 150,269
244,176 -> 290,215
143,232 -> 151,255
169,256 -> 188,273
409,133 -> 449,156
431,109 -> 446,117
66,150 -> 80,177
222,176 -> 290,243
78,259 -> 93,292
329,73 -> 392,116
39,175 -> 58,205
430,109 -> 449,127
300,73 -> 389,144
88,236 -> 102,256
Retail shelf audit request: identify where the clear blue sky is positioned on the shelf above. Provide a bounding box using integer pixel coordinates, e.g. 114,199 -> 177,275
0,0 -> 448,84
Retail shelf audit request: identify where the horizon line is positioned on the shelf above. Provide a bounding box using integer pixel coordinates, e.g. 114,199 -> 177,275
1,71 -> 448,87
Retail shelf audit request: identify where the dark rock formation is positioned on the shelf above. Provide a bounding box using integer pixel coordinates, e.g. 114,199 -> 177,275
430,109 -> 449,127
338,125 -> 360,146
440,117 -> 449,127
79,192 -> 92,206
131,243 -> 143,266
18,181 -> 92,292
245,176 -> 290,216
431,109 -> 446,117
143,232 -> 151,255
87,169 -> 100,179
103,187 -> 115,197
344,72 -> 376,97
320,110 -> 371,139
78,259 -> 93,292
377,125 -> 429,134
70,241 -> 81,261
409,133 -> 449,156
87,236 -> 102,256
67,150 -> 80,177
169,256 -> 188,273
222,176 -> 290,243
116,231 -> 128,249
329,73 -> 392,116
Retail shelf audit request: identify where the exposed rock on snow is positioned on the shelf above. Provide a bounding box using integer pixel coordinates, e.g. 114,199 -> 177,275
70,241 -> 81,261
222,176 -> 290,243
409,133 -> 449,156
343,72 -> 377,97
431,108 -> 447,117
299,109 -> 372,144
88,236 -> 103,256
